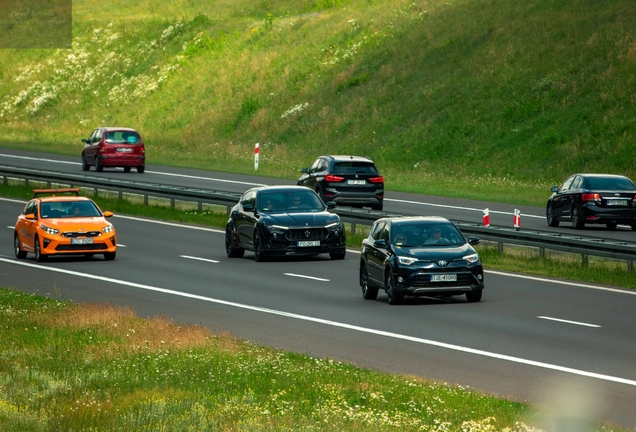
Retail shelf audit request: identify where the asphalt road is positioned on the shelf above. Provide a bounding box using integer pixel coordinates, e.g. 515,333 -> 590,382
2,149 -> 636,428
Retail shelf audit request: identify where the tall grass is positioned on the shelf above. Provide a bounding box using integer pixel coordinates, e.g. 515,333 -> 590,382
2,0 -> 635,207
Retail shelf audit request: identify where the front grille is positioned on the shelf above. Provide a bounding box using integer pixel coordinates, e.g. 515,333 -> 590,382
62,231 -> 102,238
287,228 -> 328,241
56,244 -> 108,251
408,273 -> 476,289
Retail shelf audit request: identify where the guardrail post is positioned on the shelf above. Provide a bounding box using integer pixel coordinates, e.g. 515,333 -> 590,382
2,175 -> 5,186
629,260 -> 633,273
351,222 -> 356,234
144,195 -> 148,206
170,198 -> 175,209
540,247 -> 545,258
94,188 -> 98,196
198,202 -> 202,212
498,242 -> 504,254
581,254 -> 589,267
119,191 -> 123,200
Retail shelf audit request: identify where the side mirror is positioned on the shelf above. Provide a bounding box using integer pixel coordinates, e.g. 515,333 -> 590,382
551,186 -> 558,193
301,168 -> 308,173
25,213 -> 36,220
82,138 -> 88,143
103,211 -> 114,218
242,203 -> 254,212
373,239 -> 387,248
468,236 -> 480,245
326,201 -> 336,210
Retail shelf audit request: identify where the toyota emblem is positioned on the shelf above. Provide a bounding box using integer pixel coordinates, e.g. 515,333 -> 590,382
437,260 -> 448,267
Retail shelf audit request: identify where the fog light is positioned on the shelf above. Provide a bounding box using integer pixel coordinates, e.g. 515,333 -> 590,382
398,276 -> 403,283
478,274 -> 483,280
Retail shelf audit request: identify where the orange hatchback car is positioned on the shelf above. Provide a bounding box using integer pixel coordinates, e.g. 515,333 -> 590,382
14,188 -> 117,262
81,127 -> 145,173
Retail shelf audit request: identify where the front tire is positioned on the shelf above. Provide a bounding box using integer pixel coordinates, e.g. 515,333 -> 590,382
34,237 -> 47,262
360,264 -> 378,300
385,271 -> 402,305
330,250 -> 346,260
571,205 -> 585,229
81,157 -> 90,171
104,252 -> 116,261
225,226 -> 245,258
14,233 -> 26,259
546,203 -> 559,227
466,290 -> 483,303
606,221 -> 617,230
253,230 -> 266,262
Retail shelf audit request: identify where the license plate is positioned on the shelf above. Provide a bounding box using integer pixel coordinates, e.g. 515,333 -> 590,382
607,199 -> 628,206
116,147 -> 132,152
71,238 -> 94,245
430,274 -> 457,282
297,240 -> 320,247
346,179 -> 366,185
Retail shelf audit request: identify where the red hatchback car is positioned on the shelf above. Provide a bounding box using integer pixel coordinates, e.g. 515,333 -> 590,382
81,127 -> 145,173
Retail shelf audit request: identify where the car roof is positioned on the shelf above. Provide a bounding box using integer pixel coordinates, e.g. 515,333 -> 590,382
380,216 -> 451,225
38,196 -> 93,203
100,127 -> 139,132
252,185 -> 317,193
322,155 -> 374,163
573,173 -> 632,180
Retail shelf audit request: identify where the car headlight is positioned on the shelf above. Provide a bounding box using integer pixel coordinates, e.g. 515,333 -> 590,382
41,224 -> 59,235
326,221 -> 343,234
398,256 -> 418,265
102,224 -> 114,234
463,253 -> 480,264
265,224 -> 289,233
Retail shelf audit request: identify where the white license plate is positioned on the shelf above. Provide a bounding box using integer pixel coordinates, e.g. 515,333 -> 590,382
297,240 -> 320,247
116,147 -> 132,152
346,179 -> 366,185
430,274 -> 457,282
607,199 -> 628,206
71,238 -> 94,245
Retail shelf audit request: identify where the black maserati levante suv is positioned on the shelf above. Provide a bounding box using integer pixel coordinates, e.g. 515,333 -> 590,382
359,216 -> 484,305
225,186 -> 347,261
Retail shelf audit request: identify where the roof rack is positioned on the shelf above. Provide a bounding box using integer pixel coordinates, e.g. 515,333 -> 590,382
33,188 -> 81,198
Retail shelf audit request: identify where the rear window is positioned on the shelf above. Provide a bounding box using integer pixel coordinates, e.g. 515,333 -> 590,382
332,162 -> 378,174
104,131 -> 141,144
585,177 -> 635,190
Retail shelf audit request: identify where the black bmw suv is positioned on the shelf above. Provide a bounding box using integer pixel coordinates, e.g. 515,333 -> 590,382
298,155 -> 384,210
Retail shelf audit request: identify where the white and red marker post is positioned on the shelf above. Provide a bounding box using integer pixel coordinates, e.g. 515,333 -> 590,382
482,208 -> 490,227
254,143 -> 259,170
513,209 -> 521,229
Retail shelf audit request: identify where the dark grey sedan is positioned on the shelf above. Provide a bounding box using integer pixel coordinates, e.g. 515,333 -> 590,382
546,174 -> 636,230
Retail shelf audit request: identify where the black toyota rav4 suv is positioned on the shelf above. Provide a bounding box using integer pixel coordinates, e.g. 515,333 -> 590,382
298,155 -> 384,210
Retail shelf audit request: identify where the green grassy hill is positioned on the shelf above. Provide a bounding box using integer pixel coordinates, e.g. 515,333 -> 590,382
1,0 -> 635,206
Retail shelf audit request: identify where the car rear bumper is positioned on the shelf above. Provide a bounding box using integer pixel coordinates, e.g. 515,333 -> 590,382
582,204 -> 636,224
324,190 -> 383,207
97,155 -> 145,167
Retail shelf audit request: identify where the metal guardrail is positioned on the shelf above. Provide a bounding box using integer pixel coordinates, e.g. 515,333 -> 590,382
2,164 -> 635,269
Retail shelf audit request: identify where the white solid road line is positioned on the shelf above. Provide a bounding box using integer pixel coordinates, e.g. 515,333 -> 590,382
180,255 -> 220,264
1,255 -> 635,387
538,316 -> 601,328
284,273 -> 330,282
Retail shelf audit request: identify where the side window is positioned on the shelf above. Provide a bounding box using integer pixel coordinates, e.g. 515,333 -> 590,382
309,158 -> 321,174
93,129 -> 103,144
87,129 -> 97,143
318,159 -> 328,172
24,201 -> 36,215
570,176 -> 583,189
380,224 -> 390,242
559,176 -> 575,192
240,190 -> 254,206
371,221 -> 385,240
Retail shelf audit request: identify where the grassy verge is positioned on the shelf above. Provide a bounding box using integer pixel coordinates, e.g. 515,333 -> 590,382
2,181 -> 634,290
3,287 -> 629,432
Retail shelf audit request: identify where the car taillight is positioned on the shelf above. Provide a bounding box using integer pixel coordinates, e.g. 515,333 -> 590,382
633,194 -> 636,203
581,193 -> 601,202
325,174 -> 344,182
368,176 -> 384,183
98,145 -> 106,153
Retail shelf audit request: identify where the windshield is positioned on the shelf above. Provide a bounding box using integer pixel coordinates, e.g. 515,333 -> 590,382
104,131 -> 141,144
40,201 -> 102,218
259,190 -> 325,213
392,222 -> 465,247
